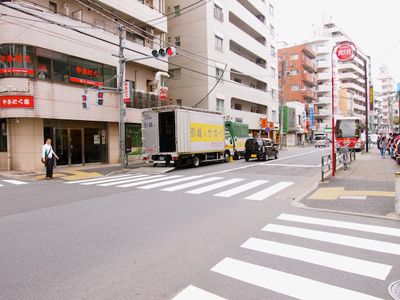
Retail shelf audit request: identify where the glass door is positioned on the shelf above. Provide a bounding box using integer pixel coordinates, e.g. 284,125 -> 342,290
55,128 -> 68,166
70,129 -> 83,165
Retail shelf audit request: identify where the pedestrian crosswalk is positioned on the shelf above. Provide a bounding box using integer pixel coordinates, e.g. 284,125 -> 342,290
0,179 -> 29,187
64,174 -> 294,201
173,214 -> 400,300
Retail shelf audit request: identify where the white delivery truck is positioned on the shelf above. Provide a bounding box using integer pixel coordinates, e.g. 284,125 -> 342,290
142,106 -> 231,167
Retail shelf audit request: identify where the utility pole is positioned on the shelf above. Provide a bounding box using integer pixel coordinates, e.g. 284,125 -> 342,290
118,25 -> 126,169
364,57 -> 369,153
280,52 -> 287,149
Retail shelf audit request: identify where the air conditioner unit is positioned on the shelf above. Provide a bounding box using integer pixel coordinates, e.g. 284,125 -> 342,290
61,3 -> 69,15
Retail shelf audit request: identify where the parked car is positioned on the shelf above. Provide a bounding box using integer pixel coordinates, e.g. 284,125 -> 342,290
314,136 -> 330,147
244,138 -> 279,161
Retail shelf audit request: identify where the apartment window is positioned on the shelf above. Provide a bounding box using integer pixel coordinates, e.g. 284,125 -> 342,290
271,89 -> 277,99
214,5 -> 223,21
291,84 -> 299,91
271,45 -> 276,57
175,36 -> 180,47
270,25 -> 274,36
269,4 -> 274,16
37,57 -> 51,80
271,67 -> 276,77
234,103 -> 242,110
169,68 -> 181,79
94,19 -> 105,29
174,5 -> 180,16
215,36 -> 223,51
0,119 -> 7,152
216,68 -> 223,79
49,1 -> 57,13
0,44 -> 35,78
290,54 -> 299,60
290,69 -> 299,75
272,110 -> 277,122
176,99 -> 182,106
216,99 -> 224,112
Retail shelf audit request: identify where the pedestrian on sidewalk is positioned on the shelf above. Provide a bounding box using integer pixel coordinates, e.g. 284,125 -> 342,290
380,137 -> 387,159
42,138 -> 59,180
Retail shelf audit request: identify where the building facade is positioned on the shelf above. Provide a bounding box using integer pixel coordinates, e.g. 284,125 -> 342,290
378,65 -> 398,133
0,0 -> 168,171
166,0 -> 278,138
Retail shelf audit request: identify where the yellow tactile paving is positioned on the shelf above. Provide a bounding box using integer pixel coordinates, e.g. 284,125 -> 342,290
32,170 -> 102,181
308,187 -> 395,200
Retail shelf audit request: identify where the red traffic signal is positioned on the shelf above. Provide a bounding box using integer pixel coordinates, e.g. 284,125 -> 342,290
152,47 -> 178,58
82,94 -> 89,109
96,91 -> 104,106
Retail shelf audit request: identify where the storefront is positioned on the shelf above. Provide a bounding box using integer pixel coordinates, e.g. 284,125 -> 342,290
43,119 -> 108,166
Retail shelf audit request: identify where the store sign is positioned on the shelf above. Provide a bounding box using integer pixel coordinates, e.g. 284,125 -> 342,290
70,77 -> 103,86
124,81 -> 132,103
1,54 -> 32,64
309,108 -> 314,126
1,95 -> 34,108
336,44 -> 356,61
0,68 -> 34,75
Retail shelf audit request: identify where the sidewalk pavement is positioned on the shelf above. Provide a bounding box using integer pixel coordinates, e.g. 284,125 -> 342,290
296,146 -> 400,221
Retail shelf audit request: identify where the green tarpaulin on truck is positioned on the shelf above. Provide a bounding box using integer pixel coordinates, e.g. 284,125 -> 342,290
225,121 -> 249,138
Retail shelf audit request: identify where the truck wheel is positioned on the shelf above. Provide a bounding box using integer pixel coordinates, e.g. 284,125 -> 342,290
191,156 -> 200,168
263,154 -> 268,161
224,152 -> 230,163
245,157 -> 249,162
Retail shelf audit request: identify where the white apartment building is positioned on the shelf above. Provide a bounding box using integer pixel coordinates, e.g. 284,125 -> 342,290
371,79 -> 383,134
309,12 -> 370,129
378,65 -> 398,133
166,0 -> 278,138
0,0 -> 168,171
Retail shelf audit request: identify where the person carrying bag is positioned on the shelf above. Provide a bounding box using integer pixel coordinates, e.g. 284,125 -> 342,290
42,138 -> 59,180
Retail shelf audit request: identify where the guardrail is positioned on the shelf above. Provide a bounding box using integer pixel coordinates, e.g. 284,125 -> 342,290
321,146 -> 356,182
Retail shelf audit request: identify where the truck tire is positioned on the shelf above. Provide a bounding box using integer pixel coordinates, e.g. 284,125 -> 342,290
224,152 -> 230,163
191,156 -> 200,168
263,153 -> 268,161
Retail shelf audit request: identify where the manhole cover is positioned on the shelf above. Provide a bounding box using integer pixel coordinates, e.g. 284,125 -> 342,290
389,280 -> 400,300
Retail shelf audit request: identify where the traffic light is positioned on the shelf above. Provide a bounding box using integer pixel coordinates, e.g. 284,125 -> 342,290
152,47 -> 177,58
96,91 -> 104,106
82,94 -> 89,109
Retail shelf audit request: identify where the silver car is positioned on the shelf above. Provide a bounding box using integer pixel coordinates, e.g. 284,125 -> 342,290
314,136 -> 329,147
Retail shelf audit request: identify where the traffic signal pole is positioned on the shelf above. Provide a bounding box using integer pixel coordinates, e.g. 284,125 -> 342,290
118,25 -> 126,169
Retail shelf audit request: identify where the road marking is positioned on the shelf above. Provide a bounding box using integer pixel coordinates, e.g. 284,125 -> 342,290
161,177 -> 223,192
211,258 -> 382,300
80,175 -> 150,185
138,176 -> 205,189
277,214 -> 400,237
2,180 -> 28,185
64,174 -> 133,184
214,180 -> 268,197
259,163 -> 321,168
0,183 -> 4,187
172,285 -> 226,300
186,178 -> 245,194
262,224 -> 400,255
98,175 -> 152,186
245,181 -> 294,201
308,187 -> 395,200
202,149 -> 327,176
116,175 -> 183,188
339,195 -> 367,200
241,238 -> 392,280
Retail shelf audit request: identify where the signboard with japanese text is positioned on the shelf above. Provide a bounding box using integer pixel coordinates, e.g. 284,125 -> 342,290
124,81 -> 133,103
309,107 -> 314,126
1,96 -> 34,108
70,56 -> 103,86
0,44 -> 35,78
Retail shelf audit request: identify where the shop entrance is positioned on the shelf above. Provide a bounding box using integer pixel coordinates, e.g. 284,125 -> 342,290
44,120 -> 108,167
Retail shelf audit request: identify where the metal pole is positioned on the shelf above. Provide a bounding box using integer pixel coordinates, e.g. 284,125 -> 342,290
118,25 -> 126,169
331,46 -> 336,176
364,58 -> 369,153
280,52 -> 286,149
395,172 -> 400,216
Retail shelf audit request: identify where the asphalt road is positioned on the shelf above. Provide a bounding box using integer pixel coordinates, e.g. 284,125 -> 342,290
1,147 -> 399,300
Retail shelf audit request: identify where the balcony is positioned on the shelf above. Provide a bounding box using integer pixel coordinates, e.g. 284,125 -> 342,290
317,60 -> 330,69
339,72 -> 358,80
314,108 -> 331,117
341,82 -> 365,94
314,46 -> 330,54
302,73 -> 316,86
315,96 -> 331,106
302,57 -> 317,73
302,90 -> 317,101
317,72 -> 330,81
317,85 -> 331,93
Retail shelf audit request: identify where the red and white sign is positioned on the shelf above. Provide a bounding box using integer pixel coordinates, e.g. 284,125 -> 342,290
336,44 -> 356,61
124,81 -> 131,103
0,68 -> 34,75
159,88 -> 168,101
70,77 -> 104,86
1,96 -> 34,108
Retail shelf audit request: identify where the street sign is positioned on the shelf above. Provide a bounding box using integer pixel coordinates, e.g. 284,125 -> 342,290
336,44 -> 356,61
159,88 -> 168,101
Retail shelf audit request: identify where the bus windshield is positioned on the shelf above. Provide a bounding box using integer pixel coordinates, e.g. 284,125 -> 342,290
335,119 -> 360,138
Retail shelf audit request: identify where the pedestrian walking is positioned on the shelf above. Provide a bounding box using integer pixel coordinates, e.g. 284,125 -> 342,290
380,137 -> 387,159
42,138 -> 59,180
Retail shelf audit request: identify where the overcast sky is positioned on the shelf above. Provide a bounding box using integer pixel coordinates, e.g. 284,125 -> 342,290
274,0 -> 400,87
